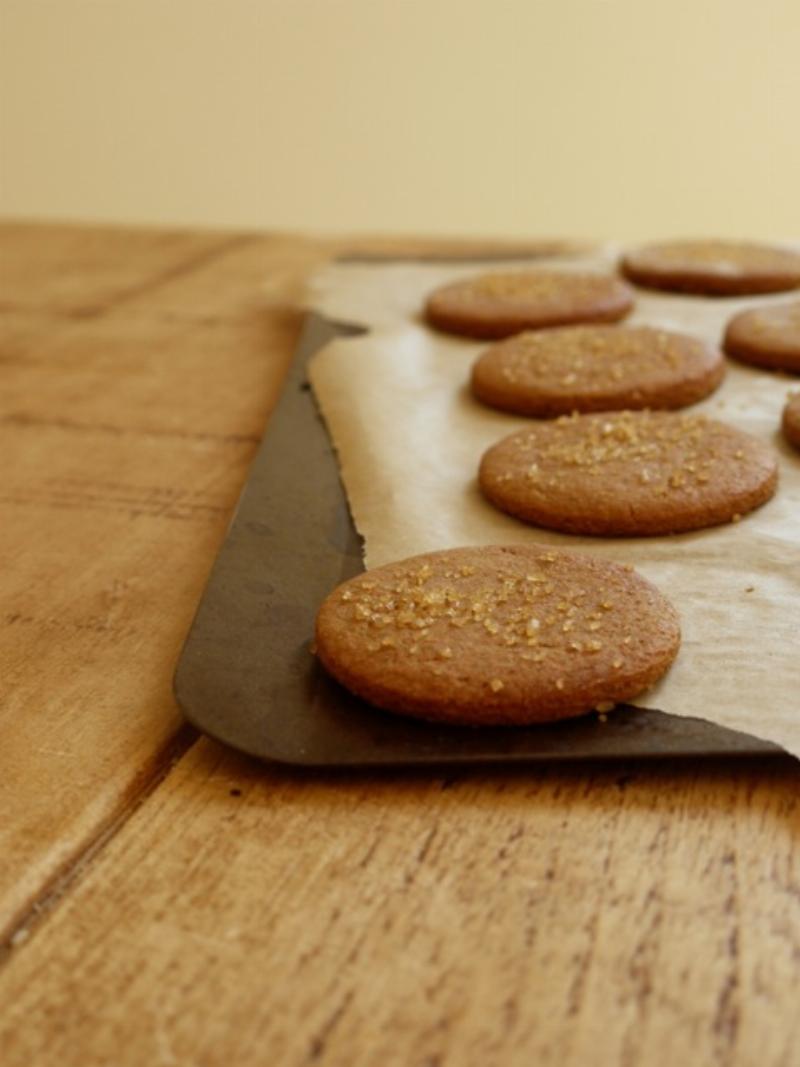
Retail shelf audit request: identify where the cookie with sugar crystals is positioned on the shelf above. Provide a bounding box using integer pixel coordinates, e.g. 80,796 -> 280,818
479,410 -> 778,536
621,240 -> 800,296
315,545 -> 680,726
470,324 -> 725,417
782,393 -> 800,451
723,301 -> 800,373
424,270 -> 634,340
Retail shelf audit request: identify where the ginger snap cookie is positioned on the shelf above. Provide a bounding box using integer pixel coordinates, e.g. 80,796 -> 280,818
315,545 -> 681,726
470,324 -> 725,417
723,301 -> 800,373
782,393 -> 800,451
621,240 -> 800,296
424,270 -> 634,340
479,410 -> 778,536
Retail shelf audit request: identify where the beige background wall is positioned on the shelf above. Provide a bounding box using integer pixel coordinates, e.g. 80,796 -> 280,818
1,0 -> 798,240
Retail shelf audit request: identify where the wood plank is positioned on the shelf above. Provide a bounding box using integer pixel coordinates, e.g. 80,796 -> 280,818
0,222 -> 568,944
1,740 -> 798,1066
0,220 -> 246,315
0,226 -> 308,938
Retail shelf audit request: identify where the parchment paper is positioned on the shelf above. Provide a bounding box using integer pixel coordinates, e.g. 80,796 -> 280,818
306,248 -> 800,758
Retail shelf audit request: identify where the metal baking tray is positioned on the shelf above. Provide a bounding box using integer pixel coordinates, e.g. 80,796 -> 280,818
174,309 -> 783,765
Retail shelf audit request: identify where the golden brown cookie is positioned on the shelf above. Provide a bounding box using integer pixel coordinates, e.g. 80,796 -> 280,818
479,411 -> 778,536
782,393 -> 800,451
621,240 -> 800,296
470,324 -> 725,417
424,270 -> 634,339
723,301 -> 800,373
315,545 -> 681,726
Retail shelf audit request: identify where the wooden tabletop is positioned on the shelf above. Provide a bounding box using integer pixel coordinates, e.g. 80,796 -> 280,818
1,221 -> 799,1067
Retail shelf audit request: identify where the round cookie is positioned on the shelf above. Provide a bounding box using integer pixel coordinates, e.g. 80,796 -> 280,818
470,324 -> 725,417
315,545 -> 681,726
723,301 -> 800,373
479,410 -> 778,536
424,270 -> 634,340
621,240 -> 800,296
782,393 -> 800,451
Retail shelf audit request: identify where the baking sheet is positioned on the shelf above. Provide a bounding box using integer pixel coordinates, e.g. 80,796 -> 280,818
307,248 -> 800,759
174,312 -> 781,764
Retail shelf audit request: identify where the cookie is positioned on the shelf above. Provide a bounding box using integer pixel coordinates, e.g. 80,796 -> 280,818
315,545 -> 681,726
471,324 -> 725,417
621,240 -> 800,296
479,410 -> 778,536
782,393 -> 800,451
424,270 -> 634,339
723,301 -> 800,373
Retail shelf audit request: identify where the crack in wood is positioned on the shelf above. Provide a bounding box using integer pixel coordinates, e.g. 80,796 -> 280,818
64,235 -> 258,318
0,724 -> 199,962
306,989 -> 355,1062
2,412 -> 261,446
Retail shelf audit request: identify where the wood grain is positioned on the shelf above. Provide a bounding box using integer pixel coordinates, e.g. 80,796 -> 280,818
1,221 -> 798,1067
0,222 -> 566,937
0,220 -> 245,315
0,224 -> 310,939
1,741 -> 799,1066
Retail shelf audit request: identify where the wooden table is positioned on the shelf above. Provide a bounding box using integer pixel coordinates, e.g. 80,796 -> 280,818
1,221 -> 798,1067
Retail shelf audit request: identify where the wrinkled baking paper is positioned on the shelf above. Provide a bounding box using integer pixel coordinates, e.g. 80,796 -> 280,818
305,249 -> 800,757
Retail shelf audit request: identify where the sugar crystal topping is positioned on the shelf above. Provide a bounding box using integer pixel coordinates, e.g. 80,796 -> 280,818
333,553 -> 634,683
483,325 -> 701,389
494,410 -> 756,493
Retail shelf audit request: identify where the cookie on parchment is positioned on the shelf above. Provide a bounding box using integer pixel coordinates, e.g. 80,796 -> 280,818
479,411 -> 778,536
470,324 -> 725,417
621,240 -> 800,296
424,270 -> 634,340
315,545 -> 681,726
782,393 -> 800,451
723,302 -> 800,373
